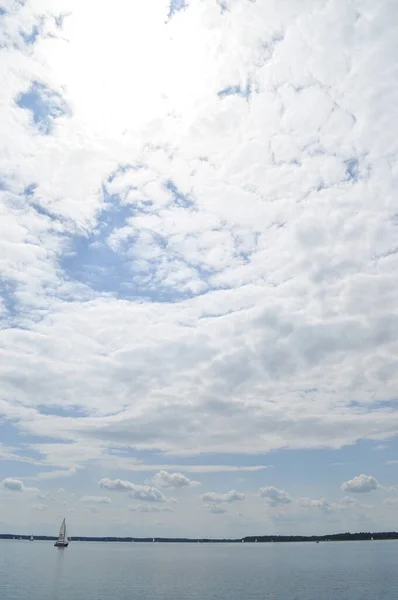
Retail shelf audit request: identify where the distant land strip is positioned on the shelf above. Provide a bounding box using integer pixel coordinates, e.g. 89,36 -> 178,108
1,532 -> 398,543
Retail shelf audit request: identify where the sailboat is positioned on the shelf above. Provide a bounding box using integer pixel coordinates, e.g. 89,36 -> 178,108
54,518 -> 69,548
30,534 -> 34,541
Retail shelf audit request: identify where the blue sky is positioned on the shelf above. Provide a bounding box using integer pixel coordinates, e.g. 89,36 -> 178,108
1,0 -> 398,537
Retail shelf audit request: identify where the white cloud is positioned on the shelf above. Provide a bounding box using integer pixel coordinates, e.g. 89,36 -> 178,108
2,478 -> 26,492
1,478 -> 38,493
130,486 -> 172,504
333,495 -> 374,512
259,487 -> 292,506
0,443 -> 41,466
128,504 -> 173,513
37,492 -> 49,500
99,478 -> 172,503
201,490 -> 245,503
205,504 -> 227,514
79,495 -> 112,504
99,478 -> 135,492
383,497 -> 398,505
124,464 -> 271,473
151,470 -> 200,488
36,468 -> 77,480
341,474 -> 379,493
340,496 -> 359,508
31,503 -> 47,511
297,497 -> 329,509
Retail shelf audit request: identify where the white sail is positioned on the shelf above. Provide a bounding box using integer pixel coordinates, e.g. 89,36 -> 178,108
57,518 -> 66,542
54,518 -> 69,547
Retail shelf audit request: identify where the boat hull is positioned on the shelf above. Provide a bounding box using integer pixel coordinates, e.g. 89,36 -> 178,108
54,542 -> 69,547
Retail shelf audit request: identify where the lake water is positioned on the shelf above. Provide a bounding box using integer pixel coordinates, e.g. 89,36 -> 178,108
0,540 -> 397,599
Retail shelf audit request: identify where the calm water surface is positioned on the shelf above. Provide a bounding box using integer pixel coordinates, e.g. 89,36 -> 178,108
1,540 -> 397,600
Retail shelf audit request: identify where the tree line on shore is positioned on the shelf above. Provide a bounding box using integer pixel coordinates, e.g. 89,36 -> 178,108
1,532 -> 398,543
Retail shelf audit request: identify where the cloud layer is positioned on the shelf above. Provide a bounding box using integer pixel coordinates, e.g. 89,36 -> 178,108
0,0 -> 397,469
0,0 -> 398,536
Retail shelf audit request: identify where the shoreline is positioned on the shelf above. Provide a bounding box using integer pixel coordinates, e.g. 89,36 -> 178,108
1,532 -> 398,543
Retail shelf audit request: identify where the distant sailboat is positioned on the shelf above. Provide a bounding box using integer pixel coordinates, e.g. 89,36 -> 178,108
30,534 -> 34,541
54,518 -> 69,548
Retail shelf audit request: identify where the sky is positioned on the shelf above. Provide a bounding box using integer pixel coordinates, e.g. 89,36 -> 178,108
1,0 -> 398,539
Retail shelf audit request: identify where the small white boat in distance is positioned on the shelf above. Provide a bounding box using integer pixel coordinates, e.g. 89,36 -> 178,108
54,518 -> 69,548
30,534 -> 34,541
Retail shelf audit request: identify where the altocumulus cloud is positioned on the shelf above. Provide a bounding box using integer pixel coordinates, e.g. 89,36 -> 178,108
1,478 -> 38,493
205,504 -> 227,514
130,486 -> 171,504
80,495 -> 112,504
2,478 -> 25,492
36,468 -> 76,481
99,478 -> 135,492
31,503 -> 48,511
383,498 -> 398,505
259,487 -> 292,506
129,504 -> 173,513
201,490 -> 245,503
341,474 -> 379,493
1,0 -> 398,534
340,496 -> 358,508
151,470 -> 200,488
297,497 -> 329,509
99,478 -> 172,503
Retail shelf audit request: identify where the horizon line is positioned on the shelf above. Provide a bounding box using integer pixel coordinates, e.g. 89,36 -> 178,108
1,531 -> 397,543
